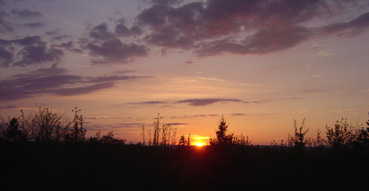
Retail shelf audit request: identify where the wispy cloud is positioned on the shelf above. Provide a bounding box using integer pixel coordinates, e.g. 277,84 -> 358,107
22,22 -> 45,28
331,108 -> 356,113
127,97 -> 278,108
0,65 -> 150,101
230,113 -> 250,117
177,98 -> 244,106
130,101 -> 169,105
171,114 -> 219,119
320,12 -> 369,37
11,9 -> 42,18
86,115 -> 109,120
0,105 -> 17,110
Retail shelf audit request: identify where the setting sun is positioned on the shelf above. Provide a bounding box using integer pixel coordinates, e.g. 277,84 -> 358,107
195,142 -> 203,147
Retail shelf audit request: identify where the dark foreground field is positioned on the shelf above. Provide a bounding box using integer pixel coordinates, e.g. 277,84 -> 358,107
1,143 -> 369,190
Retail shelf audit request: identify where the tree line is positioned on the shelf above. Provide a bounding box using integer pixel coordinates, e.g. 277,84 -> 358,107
270,117 -> 369,150
1,106 -> 369,150
0,106 -> 124,144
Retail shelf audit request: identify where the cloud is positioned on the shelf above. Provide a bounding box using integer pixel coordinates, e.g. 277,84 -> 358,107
87,38 -> 147,64
331,108 -> 356,113
167,122 -> 188,127
0,105 -> 16,110
114,18 -> 143,37
11,9 -> 42,18
128,97 -> 272,107
0,36 -> 64,67
23,22 -> 45,28
81,23 -> 148,64
197,26 -> 313,56
54,41 -> 73,49
89,23 -> 115,41
0,65 -> 149,101
14,41 -> 64,66
171,114 -> 219,119
53,83 -> 114,96
0,14 -> 12,33
134,0 -> 366,56
85,115 -> 109,120
321,11 -> 369,37
230,113 -> 249,117
177,98 -> 243,106
131,101 -> 169,105
45,28 -> 60,36
112,123 -> 146,129
0,47 -> 13,66
3,0 -> 367,68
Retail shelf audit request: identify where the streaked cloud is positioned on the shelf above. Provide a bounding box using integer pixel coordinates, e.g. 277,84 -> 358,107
331,108 -> 356,113
86,115 -> 109,120
230,113 -> 250,117
22,22 -> 45,28
0,65 -> 150,101
177,98 -> 244,106
171,114 -> 219,119
0,105 -> 17,110
130,101 -> 169,105
320,12 -> 369,37
11,9 -> 42,18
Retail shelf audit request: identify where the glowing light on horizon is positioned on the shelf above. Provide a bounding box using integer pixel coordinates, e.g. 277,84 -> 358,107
196,142 -> 203,147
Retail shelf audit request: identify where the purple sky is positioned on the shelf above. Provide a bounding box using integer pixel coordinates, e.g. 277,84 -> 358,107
1,0 -> 369,144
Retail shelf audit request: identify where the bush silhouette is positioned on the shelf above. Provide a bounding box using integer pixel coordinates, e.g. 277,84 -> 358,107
0,106 -> 124,144
289,118 -> 309,150
325,119 -> 355,148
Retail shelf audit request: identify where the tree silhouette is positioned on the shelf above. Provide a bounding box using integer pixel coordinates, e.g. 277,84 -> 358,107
2,118 -> 27,142
210,115 -> 234,145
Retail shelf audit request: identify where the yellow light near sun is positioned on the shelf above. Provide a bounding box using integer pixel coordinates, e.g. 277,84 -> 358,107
191,135 -> 210,146
196,142 -> 203,147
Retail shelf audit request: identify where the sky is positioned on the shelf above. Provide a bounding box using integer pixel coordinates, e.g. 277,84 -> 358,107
1,0 -> 369,145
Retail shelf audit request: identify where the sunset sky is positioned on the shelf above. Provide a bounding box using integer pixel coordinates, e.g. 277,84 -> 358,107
1,0 -> 369,145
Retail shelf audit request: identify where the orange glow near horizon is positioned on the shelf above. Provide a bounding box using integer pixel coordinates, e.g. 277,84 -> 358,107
191,135 -> 210,146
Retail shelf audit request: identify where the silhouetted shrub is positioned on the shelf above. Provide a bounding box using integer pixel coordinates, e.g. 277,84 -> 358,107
89,131 -> 125,144
0,106 -> 90,143
289,118 -> 309,150
352,119 -> 369,148
178,134 -> 191,146
29,106 -> 68,142
326,119 -> 355,148
64,107 -> 86,143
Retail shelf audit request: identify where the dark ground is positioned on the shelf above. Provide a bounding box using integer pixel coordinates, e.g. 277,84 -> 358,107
1,143 -> 369,190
